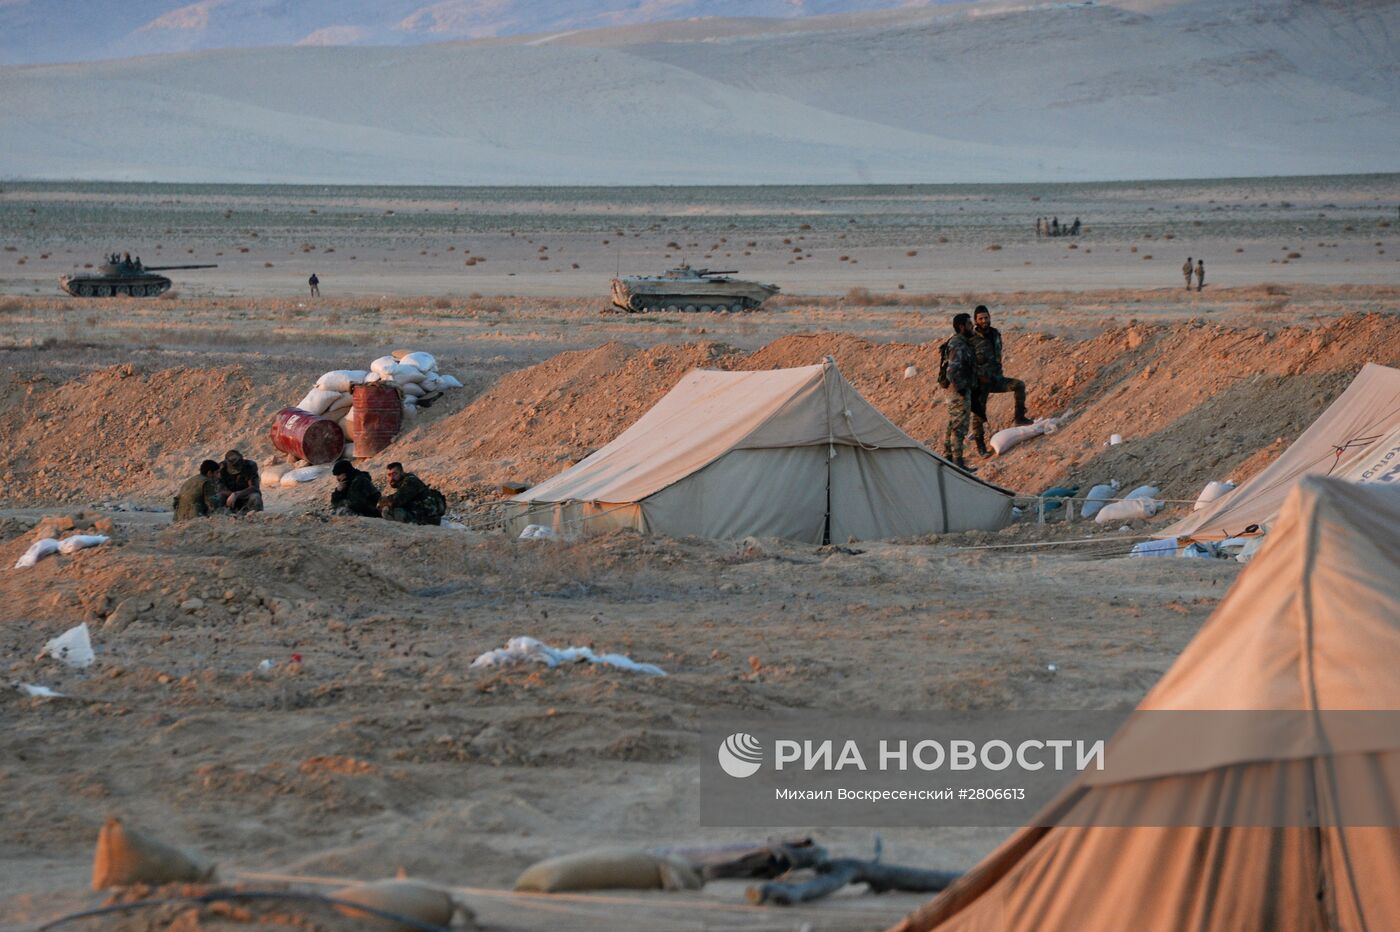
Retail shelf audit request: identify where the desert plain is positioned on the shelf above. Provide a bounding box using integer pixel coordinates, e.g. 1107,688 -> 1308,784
2,176 -> 1399,929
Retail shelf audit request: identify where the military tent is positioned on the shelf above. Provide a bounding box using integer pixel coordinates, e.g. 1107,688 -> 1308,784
1164,362 -> 1400,540
506,359 -> 1013,541
896,476 -> 1400,932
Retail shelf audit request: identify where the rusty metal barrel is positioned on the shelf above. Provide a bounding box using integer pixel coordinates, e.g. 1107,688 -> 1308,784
351,382 -> 403,457
270,407 -> 345,465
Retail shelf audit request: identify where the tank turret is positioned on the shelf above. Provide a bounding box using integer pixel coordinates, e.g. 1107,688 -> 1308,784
610,264 -> 779,313
60,253 -> 216,297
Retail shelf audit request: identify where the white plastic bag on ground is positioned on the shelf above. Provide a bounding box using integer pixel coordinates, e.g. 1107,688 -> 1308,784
437,374 -> 463,390
58,534 -> 108,555
42,623 -> 94,668
1125,485 -> 1161,501
1130,537 -> 1178,557
1082,481 -> 1120,519
15,538 -> 61,568
399,351 -> 437,372
1095,498 -> 1161,524
295,389 -> 342,416
471,636 -> 666,676
1194,480 -> 1237,511
315,370 -> 369,393
280,465 -> 331,486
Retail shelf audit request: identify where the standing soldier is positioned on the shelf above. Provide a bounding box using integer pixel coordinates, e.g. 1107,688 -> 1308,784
1182,257 -> 1194,290
173,460 -> 223,522
218,449 -> 263,514
969,305 -> 1033,457
1195,258 -> 1205,291
379,462 -> 447,525
308,272 -> 320,297
938,313 -> 982,472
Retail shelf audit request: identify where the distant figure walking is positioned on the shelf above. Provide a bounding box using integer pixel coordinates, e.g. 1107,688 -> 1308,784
1195,259 -> 1205,292
1182,258 -> 1194,290
308,273 -> 320,297
1070,217 -> 1081,236
1035,217 -> 1044,238
1051,217 -> 1060,237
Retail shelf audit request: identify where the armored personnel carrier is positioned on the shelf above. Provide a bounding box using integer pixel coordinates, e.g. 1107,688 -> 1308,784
610,265 -> 779,313
60,254 -> 216,297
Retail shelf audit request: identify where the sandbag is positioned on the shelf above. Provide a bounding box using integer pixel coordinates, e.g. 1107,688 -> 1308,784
399,381 -> 425,398
15,537 -> 60,568
325,392 -> 354,415
330,878 -> 460,931
315,370 -> 370,393
1125,485 -> 1161,501
437,374 -> 463,390
1130,537 -> 1178,558
1095,497 -> 1161,524
514,847 -> 703,893
92,816 -> 214,889
364,372 -> 383,383
990,422 -> 1045,456
262,462 -> 290,484
58,534 -> 108,555
419,375 -> 442,393
1082,481 -> 1119,519
383,363 -> 427,385
296,388 -> 343,417
369,355 -> 399,376
1194,479 -> 1237,511
398,351 -> 436,373
280,465 -> 332,486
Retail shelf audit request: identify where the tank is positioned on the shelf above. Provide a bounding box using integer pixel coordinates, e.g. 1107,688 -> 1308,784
59,253 -> 216,297
610,265 -> 779,313
351,382 -> 404,457
271,407 -> 345,465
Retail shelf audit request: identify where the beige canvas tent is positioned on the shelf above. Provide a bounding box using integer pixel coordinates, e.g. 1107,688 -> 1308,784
896,476 -> 1400,932
1164,362 -> 1400,541
506,359 -> 1013,542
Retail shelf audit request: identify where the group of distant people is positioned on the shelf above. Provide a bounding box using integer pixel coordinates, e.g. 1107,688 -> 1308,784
174,452 -> 446,525
109,251 -> 143,270
1183,257 -> 1206,291
1036,217 -> 1080,238
938,305 -> 1031,470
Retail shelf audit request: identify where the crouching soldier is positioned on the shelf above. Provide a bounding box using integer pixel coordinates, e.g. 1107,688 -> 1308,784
379,462 -> 447,525
218,449 -> 263,513
330,460 -> 380,517
174,459 -> 223,522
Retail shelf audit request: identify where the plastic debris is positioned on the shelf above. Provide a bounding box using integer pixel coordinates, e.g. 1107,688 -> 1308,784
17,683 -> 65,698
471,636 -> 666,676
15,538 -> 61,568
1109,434 -> 1124,446
1180,542 -> 1217,559
41,623 -> 95,669
903,365 -> 918,379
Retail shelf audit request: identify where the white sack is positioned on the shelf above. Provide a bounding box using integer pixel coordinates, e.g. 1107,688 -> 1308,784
1082,481 -> 1120,519
262,462 -> 290,483
1236,534 -> 1267,564
437,374 -> 463,390
1095,498 -> 1162,524
315,370 -> 369,393
295,389 -> 342,417
419,376 -> 442,393
15,538 -> 60,568
1131,537 -> 1178,558
1194,480 -> 1237,511
399,351 -> 436,372
383,363 -> 427,385
42,623 -> 94,668
990,423 -> 1045,456
400,382 -> 425,398
519,524 -> 556,540
58,534 -> 108,555
280,465 -> 332,486
369,355 -> 398,376
364,372 -> 382,383
325,392 -> 353,415
471,636 -> 665,676
1126,485 -> 1161,501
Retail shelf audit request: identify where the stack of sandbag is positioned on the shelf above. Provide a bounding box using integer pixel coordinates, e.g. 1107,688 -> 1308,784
291,351 -> 466,445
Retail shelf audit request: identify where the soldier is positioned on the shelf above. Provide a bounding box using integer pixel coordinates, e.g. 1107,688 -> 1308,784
969,305 -> 1033,457
379,462 -> 447,525
1183,257 -> 1194,290
938,313 -> 982,471
308,273 -> 320,297
218,449 -> 263,514
330,460 -> 380,517
173,460 -> 223,522
1195,258 -> 1205,291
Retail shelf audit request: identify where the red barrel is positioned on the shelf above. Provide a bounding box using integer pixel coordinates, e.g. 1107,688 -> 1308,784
271,407 -> 345,465
351,382 -> 403,457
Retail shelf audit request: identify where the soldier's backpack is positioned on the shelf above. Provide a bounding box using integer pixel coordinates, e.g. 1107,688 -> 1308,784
423,487 -> 447,525
936,340 -> 952,389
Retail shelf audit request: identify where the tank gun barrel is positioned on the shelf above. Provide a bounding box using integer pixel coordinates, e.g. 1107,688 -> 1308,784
699,269 -> 738,276
142,264 -> 218,271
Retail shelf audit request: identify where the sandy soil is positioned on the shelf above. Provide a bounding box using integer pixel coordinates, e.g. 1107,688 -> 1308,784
2,212 -> 1399,928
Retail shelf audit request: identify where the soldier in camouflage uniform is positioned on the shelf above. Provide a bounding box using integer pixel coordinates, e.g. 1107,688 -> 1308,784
969,305 -> 1032,457
218,449 -> 263,514
940,313 -> 982,471
173,460 -> 223,522
379,462 -> 447,525
330,460 -> 381,517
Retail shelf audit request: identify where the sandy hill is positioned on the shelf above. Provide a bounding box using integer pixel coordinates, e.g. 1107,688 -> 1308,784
2,0 -> 1397,183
